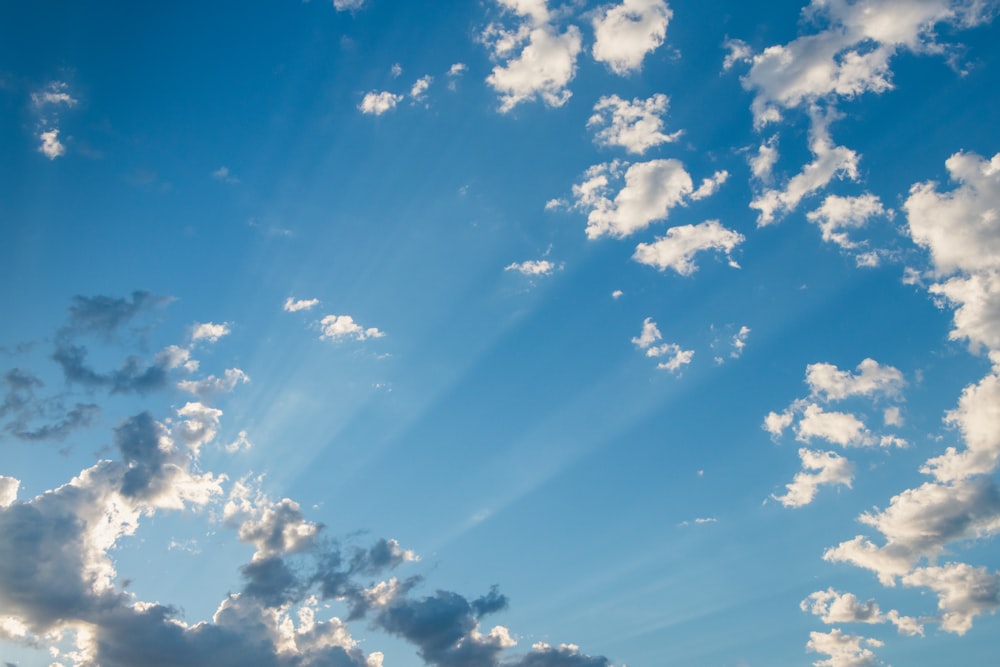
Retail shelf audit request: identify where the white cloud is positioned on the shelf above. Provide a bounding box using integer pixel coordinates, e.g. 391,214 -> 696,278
505,259 -> 562,275
773,448 -> 854,508
178,368 -> 250,399
632,316 -> 663,349
38,129 -> 65,159
572,159 -> 703,239
801,589 -> 924,635
333,0 -> 366,10
588,93 -> 681,154
284,297 -> 320,312
359,91 -> 403,115
224,478 -> 320,560
482,1 -> 582,111
319,314 -> 385,342
391,63 -> 403,77
921,367 -> 1000,482
735,0 -> 992,126
763,409 -> 794,437
31,81 -> 78,109
904,151 -> 1000,357
0,476 -> 18,508
485,24 -> 582,112
191,321 -> 231,344
409,75 -> 432,100
902,563 -> 1000,635
806,629 -> 882,667
632,220 -> 744,275
750,112 -> 859,225
225,429 -> 253,453
749,135 -> 779,182
611,289 -> 623,299
883,406 -> 903,427
690,170 -> 730,200
805,358 -> 905,401
807,193 -> 886,249
592,0 -> 672,75
801,588 -> 883,624
824,477 -> 1000,585
631,317 -> 693,372
731,325 -> 751,358
448,62 -> 467,77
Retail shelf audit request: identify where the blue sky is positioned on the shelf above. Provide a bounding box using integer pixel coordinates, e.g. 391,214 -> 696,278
1,1 -> 999,665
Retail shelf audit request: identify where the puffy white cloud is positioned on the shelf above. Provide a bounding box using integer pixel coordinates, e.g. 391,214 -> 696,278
922,368 -> 1000,481
592,0 -> 672,75
588,93 -> 681,154
631,316 -> 663,349
807,194 -> 886,249
735,0 -> 992,126
906,151 -> 1000,276
191,321 -> 231,343
750,112 -> 859,226
224,479 -> 320,560
485,24 -> 582,112
38,129 -> 65,159
632,219 -> 744,275
572,159 -> 704,239
824,477 -> 1000,585
482,0 -> 585,111
319,315 -> 385,342
796,403 -> 871,447
902,563 -> 1000,635
448,62 -> 467,77
174,401 -> 223,452
805,358 -> 905,402
690,170 -> 730,200
929,272 -> 1000,353
505,259 -> 563,275
773,448 -> 854,508
284,297 -> 321,312
359,91 -> 403,115
806,629 -> 882,667
801,588 -> 882,624
763,409 -> 794,437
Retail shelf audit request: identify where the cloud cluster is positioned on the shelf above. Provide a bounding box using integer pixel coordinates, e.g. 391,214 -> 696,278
730,0 -> 994,127
505,259 -> 563,276
0,296 -> 619,667
319,315 -> 385,342
765,358 -> 907,506
31,81 -> 77,159
631,317 -> 693,373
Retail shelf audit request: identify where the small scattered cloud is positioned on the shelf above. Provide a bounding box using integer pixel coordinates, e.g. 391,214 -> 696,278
611,289 -> 623,299
409,75 -> 433,101
504,259 -> 563,276
631,317 -> 693,373
191,322 -> 231,344
283,297 -> 320,312
359,91 -> 403,115
319,315 -> 385,342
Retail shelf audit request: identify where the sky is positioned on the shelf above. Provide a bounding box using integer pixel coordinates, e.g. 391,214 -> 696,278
1,0 -> 999,665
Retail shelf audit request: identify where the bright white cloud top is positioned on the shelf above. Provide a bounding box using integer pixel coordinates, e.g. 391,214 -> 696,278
2,1 -> 999,666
